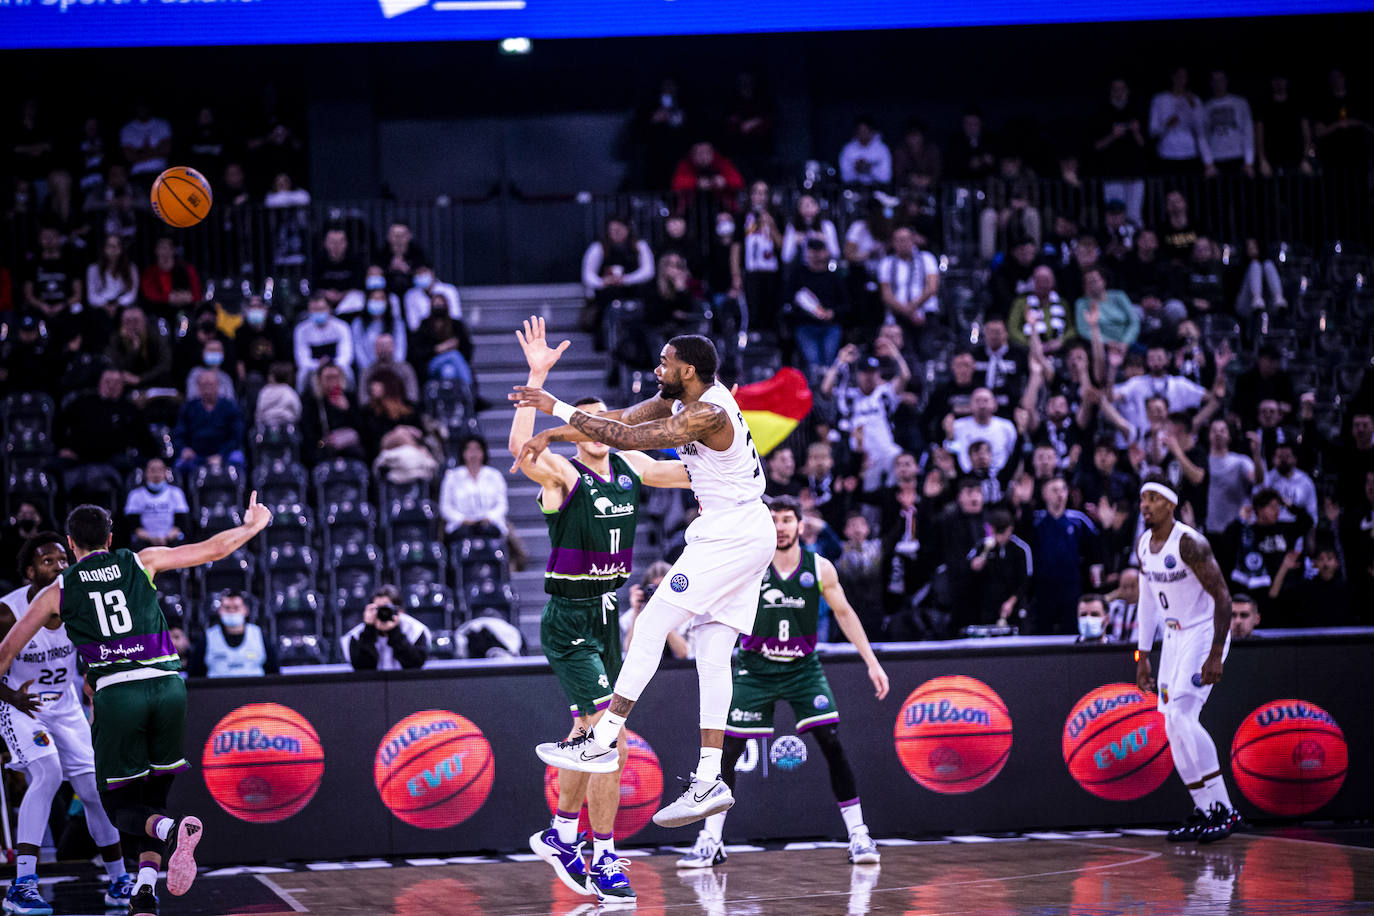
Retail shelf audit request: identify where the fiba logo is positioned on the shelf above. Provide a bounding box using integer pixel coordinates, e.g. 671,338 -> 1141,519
670,574 -> 689,593
769,735 -> 807,770
617,474 -> 633,489
1293,739 -> 1326,770
798,571 -> 816,588
1164,555 -> 1177,569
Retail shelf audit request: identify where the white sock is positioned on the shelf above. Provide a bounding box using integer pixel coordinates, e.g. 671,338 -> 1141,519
705,812 -> 727,843
136,865 -> 158,893
840,800 -> 866,837
593,833 -> 615,860
552,811 -> 579,846
591,711 -> 626,751
102,856 -> 126,879
1187,786 -> 1210,811
153,817 -> 174,842
1203,774 -> 1233,812
696,747 -> 723,783
15,854 -> 37,880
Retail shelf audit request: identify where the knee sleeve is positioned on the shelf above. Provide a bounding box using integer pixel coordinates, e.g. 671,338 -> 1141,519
1170,695 -> 1221,778
16,756 -> 63,847
692,621 -> 738,732
616,600 -> 694,703
721,736 -> 748,791
809,725 -> 859,803
70,772 -> 121,850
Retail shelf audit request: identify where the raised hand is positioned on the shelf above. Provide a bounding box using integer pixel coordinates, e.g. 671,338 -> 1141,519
243,490 -> 273,533
516,315 -> 571,376
508,386 -> 557,414
510,429 -> 554,472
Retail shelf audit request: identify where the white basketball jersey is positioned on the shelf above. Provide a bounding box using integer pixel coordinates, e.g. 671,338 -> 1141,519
672,382 -> 766,512
0,586 -> 81,713
1137,521 -> 1215,629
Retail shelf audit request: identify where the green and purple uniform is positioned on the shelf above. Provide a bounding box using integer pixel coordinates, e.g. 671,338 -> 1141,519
726,550 -> 839,737
59,548 -> 188,790
540,455 -> 641,719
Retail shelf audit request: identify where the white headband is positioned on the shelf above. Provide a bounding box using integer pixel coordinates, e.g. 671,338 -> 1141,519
1141,482 -> 1179,505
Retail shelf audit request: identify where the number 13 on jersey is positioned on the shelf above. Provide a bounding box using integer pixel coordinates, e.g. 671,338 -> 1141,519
88,589 -> 134,637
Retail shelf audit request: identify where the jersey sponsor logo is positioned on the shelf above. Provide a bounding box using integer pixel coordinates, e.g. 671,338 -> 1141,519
1065,690 -> 1143,739
730,709 -> 763,723
1164,555 -> 1177,569
570,638 -> 586,646
617,474 -> 633,489
98,641 -> 150,661
679,442 -> 699,455
377,719 -> 459,768
902,699 -> 991,727
670,574 -> 689,593
761,588 -> 806,609
769,735 -> 808,771
32,731 -> 49,747
587,561 -> 630,577
1144,569 -> 1189,583
1092,724 -> 1155,771
798,571 -> 816,588
597,674 -> 609,689
812,694 -> 830,710
75,565 -> 120,583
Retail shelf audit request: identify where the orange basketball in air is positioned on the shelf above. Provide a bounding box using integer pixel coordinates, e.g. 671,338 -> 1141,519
151,165 -> 213,228
893,676 -> 1012,794
1231,699 -> 1347,816
542,730 -> 663,839
375,710 -> 494,829
201,703 -> 324,823
1063,683 -> 1173,801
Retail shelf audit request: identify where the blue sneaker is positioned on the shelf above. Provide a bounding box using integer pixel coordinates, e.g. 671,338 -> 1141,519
589,851 -> 636,904
3,876 -> 53,916
105,872 -> 136,907
529,827 -> 592,896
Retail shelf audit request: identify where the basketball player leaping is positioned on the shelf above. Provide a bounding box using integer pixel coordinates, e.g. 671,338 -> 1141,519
511,334 -> 774,830
0,498 -> 272,916
510,317 -> 692,903
1136,474 -> 1243,843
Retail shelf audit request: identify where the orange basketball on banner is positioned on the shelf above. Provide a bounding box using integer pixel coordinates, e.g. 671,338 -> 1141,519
542,730 -> 662,839
1063,683 -> 1173,801
1231,699 -> 1347,816
202,703 -> 324,823
893,675 -> 1012,793
375,710 -> 494,829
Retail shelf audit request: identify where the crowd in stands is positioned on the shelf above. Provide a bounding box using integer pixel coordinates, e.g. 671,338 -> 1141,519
1,62 -> 1372,668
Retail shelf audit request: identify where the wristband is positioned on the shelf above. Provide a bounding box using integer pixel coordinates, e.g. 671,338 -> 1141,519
551,399 -> 578,423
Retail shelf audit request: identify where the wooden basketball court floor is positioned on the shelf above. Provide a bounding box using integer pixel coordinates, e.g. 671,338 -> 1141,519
30,828 -> 1374,915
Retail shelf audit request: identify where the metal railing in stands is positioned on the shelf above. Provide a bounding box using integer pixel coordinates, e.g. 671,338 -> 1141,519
2,171 -> 1367,292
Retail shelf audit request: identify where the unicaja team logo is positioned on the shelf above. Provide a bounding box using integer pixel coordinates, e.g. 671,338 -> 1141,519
1062,683 -> 1172,801
670,574 -> 689,593
769,735 -> 808,770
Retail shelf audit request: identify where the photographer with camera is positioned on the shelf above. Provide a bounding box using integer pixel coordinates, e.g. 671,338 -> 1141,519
341,584 -> 430,671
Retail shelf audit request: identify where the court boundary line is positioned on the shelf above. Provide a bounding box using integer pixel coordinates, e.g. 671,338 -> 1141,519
256,874 -> 310,912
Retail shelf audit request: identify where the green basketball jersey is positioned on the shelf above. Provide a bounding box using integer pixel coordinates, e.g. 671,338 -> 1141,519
543,454 -> 641,600
59,548 -> 180,681
740,550 -> 821,670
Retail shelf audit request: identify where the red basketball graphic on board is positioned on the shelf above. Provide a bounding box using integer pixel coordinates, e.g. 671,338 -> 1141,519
1063,683 -> 1173,801
1231,699 -> 1347,816
893,675 -> 1012,793
543,730 -> 662,839
375,710 -> 494,829
202,703 -> 324,823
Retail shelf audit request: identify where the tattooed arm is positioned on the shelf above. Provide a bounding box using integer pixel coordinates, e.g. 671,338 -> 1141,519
508,393 -> 674,469
510,385 -> 729,450
1179,529 -> 1233,685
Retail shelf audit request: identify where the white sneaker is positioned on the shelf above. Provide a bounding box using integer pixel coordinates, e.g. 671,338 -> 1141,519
535,730 -> 620,774
847,830 -> 880,864
676,830 -> 727,869
653,775 -> 734,828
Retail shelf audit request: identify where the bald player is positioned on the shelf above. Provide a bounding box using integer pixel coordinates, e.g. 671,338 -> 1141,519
1135,474 -> 1242,843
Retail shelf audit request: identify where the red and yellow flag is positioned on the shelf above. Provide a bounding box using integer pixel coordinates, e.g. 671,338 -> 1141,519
735,368 -> 812,456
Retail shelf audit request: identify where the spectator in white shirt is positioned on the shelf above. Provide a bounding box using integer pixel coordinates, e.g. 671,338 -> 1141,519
946,388 -> 1019,474
1149,66 -> 1210,171
1112,346 -> 1207,438
1202,70 -> 1255,177
402,264 -> 462,333
781,194 -> 840,264
838,116 -> 892,186
86,233 -> 139,309
124,458 -> 189,548
1260,442 -> 1318,523
439,436 -> 510,538
119,103 -> 173,183
294,293 -> 354,391
877,224 -> 940,330
263,172 -> 311,208
820,342 -> 911,491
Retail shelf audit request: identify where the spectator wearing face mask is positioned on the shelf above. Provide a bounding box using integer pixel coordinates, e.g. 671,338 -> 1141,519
185,338 -> 237,402
234,295 -> 292,384
352,287 -> 407,374
403,265 -> 463,333
294,294 -> 354,392
124,457 -> 190,548
191,591 -> 279,678
1075,593 -> 1113,643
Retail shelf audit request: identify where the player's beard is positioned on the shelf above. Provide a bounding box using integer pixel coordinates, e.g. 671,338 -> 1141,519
776,533 -> 798,550
658,375 -> 685,400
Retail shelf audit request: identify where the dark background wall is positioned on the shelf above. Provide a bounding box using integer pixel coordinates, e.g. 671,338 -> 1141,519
2,14 -> 1369,199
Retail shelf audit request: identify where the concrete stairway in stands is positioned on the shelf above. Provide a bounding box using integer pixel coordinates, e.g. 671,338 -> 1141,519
460,284 -> 662,651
